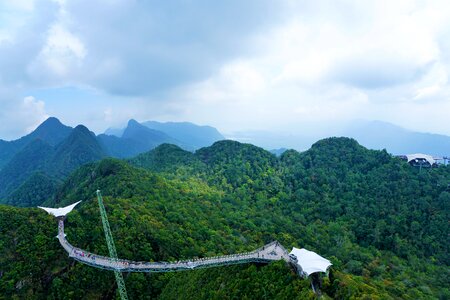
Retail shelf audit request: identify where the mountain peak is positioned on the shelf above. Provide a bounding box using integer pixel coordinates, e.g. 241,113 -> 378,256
127,119 -> 141,127
142,120 -> 224,149
342,120 -> 450,156
41,116 -> 62,125
124,119 -> 163,136
104,127 -> 124,137
310,137 -> 362,152
74,124 -> 92,133
24,117 -> 73,147
51,125 -> 106,177
34,117 -> 65,132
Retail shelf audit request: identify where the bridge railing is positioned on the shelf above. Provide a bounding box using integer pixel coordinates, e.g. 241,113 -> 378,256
58,219 -> 289,272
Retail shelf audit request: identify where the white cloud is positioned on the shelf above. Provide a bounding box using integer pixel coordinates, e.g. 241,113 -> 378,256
414,85 -> 441,100
2,0 -> 450,138
31,24 -> 86,77
0,93 -> 49,140
8,0 -> 36,11
22,96 -> 49,132
167,0 -> 450,135
186,61 -> 266,105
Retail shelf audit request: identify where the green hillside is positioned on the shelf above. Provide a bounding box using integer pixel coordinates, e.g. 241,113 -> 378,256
0,117 -> 72,170
0,138 -> 449,299
50,125 -> 106,177
0,139 -> 55,200
0,125 -> 107,205
6,172 -> 59,207
129,143 -> 206,175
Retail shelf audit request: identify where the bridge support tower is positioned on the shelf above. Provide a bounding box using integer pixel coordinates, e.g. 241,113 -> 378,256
97,190 -> 129,300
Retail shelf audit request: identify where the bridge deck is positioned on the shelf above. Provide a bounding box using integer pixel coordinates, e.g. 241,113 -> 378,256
58,219 -> 290,272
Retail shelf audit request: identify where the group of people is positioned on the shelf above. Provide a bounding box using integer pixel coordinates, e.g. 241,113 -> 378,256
73,249 -> 85,257
67,242 -> 281,271
73,249 -> 96,261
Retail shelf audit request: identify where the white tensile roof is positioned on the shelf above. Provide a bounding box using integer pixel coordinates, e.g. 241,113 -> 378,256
406,153 -> 435,165
289,247 -> 332,276
38,201 -> 82,217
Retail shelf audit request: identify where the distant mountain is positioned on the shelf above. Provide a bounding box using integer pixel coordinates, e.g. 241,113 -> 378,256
1,137 -> 448,299
1,117 -> 205,206
228,130 -> 317,151
230,120 -> 450,157
105,120 -> 224,150
4,117 -> 450,208
97,134 -> 144,158
104,127 -> 125,137
142,120 -> 224,150
270,148 -> 288,156
0,125 -> 107,205
100,120 -> 181,158
122,119 -> 179,148
51,125 -> 107,177
342,120 -> 450,157
22,117 -> 73,146
0,117 -> 72,170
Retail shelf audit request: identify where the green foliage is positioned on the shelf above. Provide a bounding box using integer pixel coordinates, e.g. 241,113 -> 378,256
0,205 -> 65,299
50,125 -> 106,177
0,125 -> 106,206
159,262 -> 315,300
7,172 -> 59,207
129,144 -> 206,175
0,117 -> 72,170
0,138 -> 449,299
0,139 -> 55,200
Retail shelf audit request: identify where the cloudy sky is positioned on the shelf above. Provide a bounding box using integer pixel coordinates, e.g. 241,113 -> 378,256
1,0 -> 450,140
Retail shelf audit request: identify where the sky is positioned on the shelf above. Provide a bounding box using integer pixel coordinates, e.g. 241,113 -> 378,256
1,0 -> 450,140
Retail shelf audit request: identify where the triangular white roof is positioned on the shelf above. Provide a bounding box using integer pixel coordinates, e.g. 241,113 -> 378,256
289,247 -> 332,276
406,153 -> 435,165
38,201 -> 82,217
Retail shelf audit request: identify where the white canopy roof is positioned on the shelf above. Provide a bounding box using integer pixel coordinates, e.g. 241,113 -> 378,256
38,201 -> 81,217
406,153 -> 435,165
289,247 -> 332,276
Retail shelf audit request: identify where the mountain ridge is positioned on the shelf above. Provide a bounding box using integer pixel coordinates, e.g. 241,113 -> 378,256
0,118 -> 225,204
1,136 -> 447,298
105,119 -> 225,151
142,120 -> 225,150
0,117 -> 72,170
0,125 -> 108,205
342,120 -> 450,157
229,120 -> 450,157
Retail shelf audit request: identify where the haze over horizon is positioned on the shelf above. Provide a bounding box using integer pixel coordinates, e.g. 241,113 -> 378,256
1,0 -> 450,140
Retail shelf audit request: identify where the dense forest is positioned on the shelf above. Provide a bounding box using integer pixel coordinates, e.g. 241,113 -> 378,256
0,138 -> 449,299
0,117 -> 225,206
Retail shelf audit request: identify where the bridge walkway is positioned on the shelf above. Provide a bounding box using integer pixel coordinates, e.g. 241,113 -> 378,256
57,219 -> 290,273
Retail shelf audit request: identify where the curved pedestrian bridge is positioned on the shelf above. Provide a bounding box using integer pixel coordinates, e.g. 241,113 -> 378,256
57,218 -> 290,273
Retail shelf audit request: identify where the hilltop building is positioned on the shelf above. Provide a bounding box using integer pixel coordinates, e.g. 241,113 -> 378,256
398,153 -> 438,168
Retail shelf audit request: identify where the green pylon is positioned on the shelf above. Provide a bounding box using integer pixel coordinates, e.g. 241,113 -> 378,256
96,190 -> 129,300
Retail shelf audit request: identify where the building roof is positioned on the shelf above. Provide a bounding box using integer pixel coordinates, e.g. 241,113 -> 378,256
289,248 -> 332,276
406,153 -> 435,165
38,201 -> 82,217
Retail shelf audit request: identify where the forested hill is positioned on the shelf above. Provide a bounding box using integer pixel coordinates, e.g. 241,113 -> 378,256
130,138 -> 449,265
0,117 -> 226,206
0,125 -> 107,206
0,117 -> 72,170
0,138 -> 449,299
